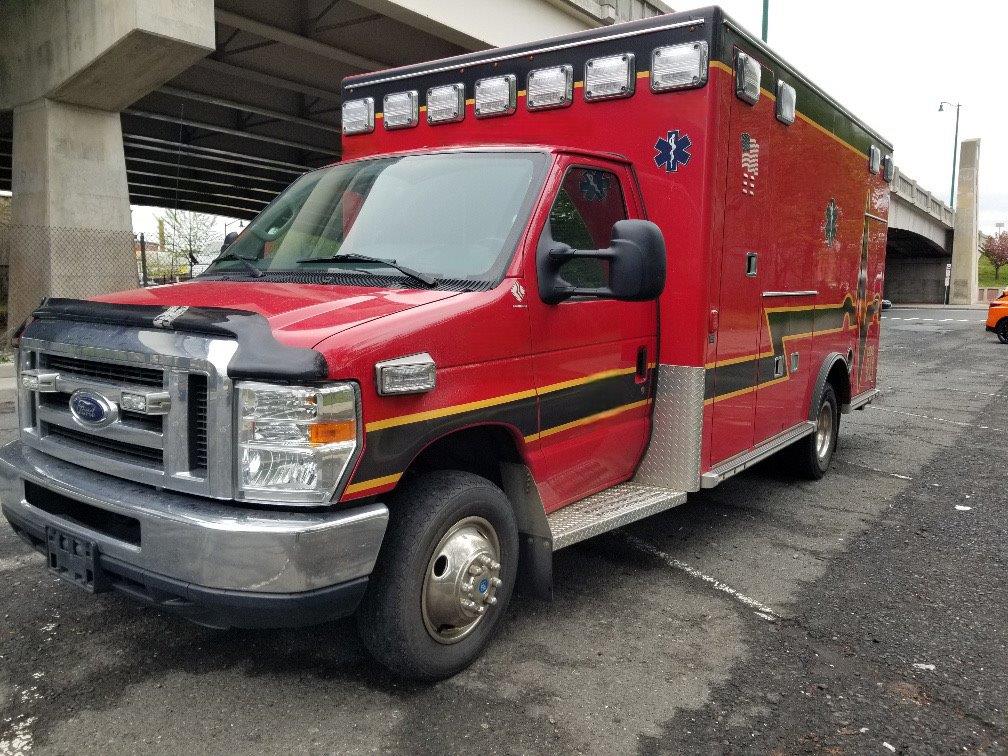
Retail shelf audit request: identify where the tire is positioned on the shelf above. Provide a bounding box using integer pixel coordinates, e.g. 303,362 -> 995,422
997,319 -> 1008,344
356,470 -> 519,681
792,383 -> 839,480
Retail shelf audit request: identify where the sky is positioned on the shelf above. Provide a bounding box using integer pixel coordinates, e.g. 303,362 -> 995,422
10,0 -> 1008,237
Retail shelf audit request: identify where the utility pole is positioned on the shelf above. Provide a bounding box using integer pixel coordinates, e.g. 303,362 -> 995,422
139,232 -> 149,287
761,0 -> 769,42
939,101 -> 962,207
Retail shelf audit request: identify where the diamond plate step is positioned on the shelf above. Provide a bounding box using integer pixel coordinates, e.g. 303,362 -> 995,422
547,483 -> 687,551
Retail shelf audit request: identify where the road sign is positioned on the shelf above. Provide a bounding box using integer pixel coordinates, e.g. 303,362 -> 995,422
945,263 -> 952,287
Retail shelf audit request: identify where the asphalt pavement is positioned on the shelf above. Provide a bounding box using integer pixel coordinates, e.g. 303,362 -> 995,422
0,307 -> 1005,755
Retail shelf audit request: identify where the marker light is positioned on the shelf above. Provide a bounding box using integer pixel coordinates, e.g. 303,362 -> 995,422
883,154 -> 895,183
584,53 -> 635,101
527,65 -> 573,110
869,145 -> 882,174
734,51 -> 761,105
475,74 -> 517,118
375,353 -> 436,396
775,80 -> 796,125
342,97 -> 375,135
383,90 -> 418,130
651,42 -> 708,92
427,83 -> 465,124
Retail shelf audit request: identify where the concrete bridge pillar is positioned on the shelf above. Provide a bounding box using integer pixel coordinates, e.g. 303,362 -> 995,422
949,138 -> 981,306
0,0 -> 215,334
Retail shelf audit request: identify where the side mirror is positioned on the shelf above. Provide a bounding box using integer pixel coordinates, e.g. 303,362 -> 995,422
221,231 -> 240,253
537,219 -> 667,304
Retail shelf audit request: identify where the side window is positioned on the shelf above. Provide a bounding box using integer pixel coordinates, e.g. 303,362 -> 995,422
548,167 -> 627,288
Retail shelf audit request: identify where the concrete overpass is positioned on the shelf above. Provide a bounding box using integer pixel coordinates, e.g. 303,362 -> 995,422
885,165 -> 955,304
0,0 -> 672,331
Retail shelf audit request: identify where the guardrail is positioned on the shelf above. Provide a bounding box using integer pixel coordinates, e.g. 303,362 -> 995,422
891,166 -> 955,229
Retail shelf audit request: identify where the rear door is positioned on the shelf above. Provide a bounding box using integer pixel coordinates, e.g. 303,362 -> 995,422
527,156 -> 657,509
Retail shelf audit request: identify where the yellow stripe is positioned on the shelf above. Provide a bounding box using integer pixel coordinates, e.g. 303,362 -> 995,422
528,399 -> 649,441
636,70 -> 651,79
344,472 -> 402,495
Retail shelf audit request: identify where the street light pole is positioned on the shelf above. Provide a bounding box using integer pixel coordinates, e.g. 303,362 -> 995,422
761,0 -> 769,42
939,101 -> 962,207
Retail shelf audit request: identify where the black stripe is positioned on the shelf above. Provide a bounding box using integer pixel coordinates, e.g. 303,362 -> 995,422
351,371 -> 653,485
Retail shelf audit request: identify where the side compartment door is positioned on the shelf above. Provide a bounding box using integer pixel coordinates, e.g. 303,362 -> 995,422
527,158 -> 657,511
710,50 -> 773,463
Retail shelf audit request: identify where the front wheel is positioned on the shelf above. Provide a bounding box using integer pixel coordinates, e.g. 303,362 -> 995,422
997,319 -> 1008,344
356,470 -> 519,681
791,383 -> 839,479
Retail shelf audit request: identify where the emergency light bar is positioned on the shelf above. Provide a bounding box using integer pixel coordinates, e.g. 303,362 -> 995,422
383,90 -> 418,130
342,97 -> 375,135
527,65 -> 573,110
651,42 -> 708,92
427,83 -> 465,124
475,74 -> 517,118
584,53 -> 636,101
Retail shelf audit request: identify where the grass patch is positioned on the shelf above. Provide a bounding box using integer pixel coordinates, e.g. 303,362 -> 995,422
978,256 -> 1008,289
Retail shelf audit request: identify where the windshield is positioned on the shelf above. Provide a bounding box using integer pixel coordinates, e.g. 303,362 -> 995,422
205,151 -> 548,285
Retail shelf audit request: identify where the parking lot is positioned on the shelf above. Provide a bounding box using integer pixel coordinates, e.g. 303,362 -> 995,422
0,306 -> 1004,755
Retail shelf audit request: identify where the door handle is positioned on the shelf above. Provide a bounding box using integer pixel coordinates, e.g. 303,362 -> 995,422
636,346 -> 648,382
746,252 -> 758,277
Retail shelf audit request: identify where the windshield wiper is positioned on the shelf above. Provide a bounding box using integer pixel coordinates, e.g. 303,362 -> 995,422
297,253 -> 438,287
210,252 -> 264,278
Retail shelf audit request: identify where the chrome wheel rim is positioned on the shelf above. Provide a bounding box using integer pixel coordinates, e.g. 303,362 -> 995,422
421,516 -> 502,645
815,401 -> 834,463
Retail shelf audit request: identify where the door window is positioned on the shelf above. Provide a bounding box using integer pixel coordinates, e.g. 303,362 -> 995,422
547,167 -> 627,288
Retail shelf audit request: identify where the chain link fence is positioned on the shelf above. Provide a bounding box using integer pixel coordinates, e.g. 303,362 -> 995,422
6,225 -> 138,337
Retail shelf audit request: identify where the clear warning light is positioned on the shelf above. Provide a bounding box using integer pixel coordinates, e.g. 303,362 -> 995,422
651,42 -> 708,92
342,97 -> 374,135
584,53 -> 636,101
475,74 -> 517,118
427,83 -> 465,124
383,90 -> 418,130
527,65 -> 573,110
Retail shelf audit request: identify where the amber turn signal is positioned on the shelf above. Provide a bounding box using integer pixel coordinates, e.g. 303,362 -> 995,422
309,420 -> 357,446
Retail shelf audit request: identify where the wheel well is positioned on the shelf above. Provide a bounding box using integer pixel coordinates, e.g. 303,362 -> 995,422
826,359 -> 851,408
406,425 -> 523,490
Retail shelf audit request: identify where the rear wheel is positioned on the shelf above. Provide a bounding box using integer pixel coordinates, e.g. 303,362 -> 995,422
356,470 -> 518,681
792,383 -> 839,479
997,319 -> 1008,344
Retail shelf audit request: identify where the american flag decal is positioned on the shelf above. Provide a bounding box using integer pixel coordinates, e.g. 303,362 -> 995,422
741,132 -> 759,195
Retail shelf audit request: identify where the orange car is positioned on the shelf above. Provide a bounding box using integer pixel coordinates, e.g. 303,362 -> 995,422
986,289 -> 1008,343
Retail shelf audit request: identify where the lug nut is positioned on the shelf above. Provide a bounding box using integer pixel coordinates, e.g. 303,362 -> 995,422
487,596 -> 497,605
491,577 -> 502,587
469,564 -> 483,576
490,561 -> 501,571
477,606 -> 486,614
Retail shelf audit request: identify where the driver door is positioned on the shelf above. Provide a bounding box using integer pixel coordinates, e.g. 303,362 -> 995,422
526,156 -> 658,511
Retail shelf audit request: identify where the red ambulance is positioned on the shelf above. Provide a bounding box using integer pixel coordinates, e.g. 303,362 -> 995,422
2,6 -> 889,679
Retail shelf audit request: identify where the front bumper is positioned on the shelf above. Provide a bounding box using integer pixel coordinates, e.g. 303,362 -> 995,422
0,441 -> 388,628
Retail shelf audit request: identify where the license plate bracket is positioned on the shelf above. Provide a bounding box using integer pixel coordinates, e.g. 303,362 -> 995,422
45,526 -> 106,592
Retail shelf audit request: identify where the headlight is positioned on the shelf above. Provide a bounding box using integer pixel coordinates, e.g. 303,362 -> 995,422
236,381 -> 360,505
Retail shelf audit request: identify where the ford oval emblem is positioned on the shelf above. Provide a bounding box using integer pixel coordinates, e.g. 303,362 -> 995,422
69,390 -> 117,428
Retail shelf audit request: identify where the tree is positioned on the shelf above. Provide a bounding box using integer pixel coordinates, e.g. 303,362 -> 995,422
153,209 -> 220,280
981,231 -> 1008,282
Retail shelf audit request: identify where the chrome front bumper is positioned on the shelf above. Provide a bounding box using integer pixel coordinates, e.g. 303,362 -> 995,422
0,441 -> 388,627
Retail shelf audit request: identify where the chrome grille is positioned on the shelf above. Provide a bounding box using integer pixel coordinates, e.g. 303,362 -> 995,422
18,326 -> 236,500
41,354 -> 164,387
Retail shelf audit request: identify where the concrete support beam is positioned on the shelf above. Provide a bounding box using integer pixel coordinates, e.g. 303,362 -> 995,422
8,100 -> 136,328
949,139 -> 981,306
352,0 -> 593,49
0,0 -> 215,334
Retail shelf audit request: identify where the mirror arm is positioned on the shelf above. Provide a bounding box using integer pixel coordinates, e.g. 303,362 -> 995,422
548,246 -> 618,260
